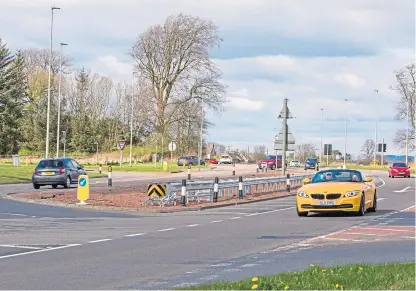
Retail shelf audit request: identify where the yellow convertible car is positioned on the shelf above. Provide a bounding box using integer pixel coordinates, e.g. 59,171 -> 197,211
296,169 -> 377,217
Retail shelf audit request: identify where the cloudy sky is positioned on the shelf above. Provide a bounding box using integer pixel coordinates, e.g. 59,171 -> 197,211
2,0 -> 415,156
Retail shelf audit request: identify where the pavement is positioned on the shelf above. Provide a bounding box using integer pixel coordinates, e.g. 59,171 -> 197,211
0,171 -> 414,289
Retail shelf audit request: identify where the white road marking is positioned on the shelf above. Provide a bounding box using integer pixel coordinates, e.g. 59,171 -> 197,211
0,244 -> 44,250
0,244 -> 81,260
209,220 -> 223,223
377,198 -> 386,201
376,177 -> 385,188
88,238 -> 112,243
210,262 -> 232,267
158,228 -> 176,232
323,237 -> 369,242
240,263 -> 259,268
186,224 -> 199,227
1,213 -> 30,217
229,216 -> 241,220
400,205 -> 416,212
394,186 -> 412,193
125,233 -> 146,237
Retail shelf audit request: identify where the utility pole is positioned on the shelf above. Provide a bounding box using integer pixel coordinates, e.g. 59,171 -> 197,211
320,108 -> 323,164
281,98 -> 288,175
381,138 -> 385,167
343,98 -> 348,169
199,99 -> 204,166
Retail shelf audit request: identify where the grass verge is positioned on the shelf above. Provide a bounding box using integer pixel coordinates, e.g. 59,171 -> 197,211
0,165 -> 106,184
178,262 -> 416,290
83,162 -> 208,173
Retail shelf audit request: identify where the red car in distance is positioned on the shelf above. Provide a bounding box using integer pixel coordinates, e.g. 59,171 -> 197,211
388,162 -> 411,178
208,158 -> 218,164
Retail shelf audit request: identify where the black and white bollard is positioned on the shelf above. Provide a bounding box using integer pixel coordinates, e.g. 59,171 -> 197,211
99,163 -> 102,174
187,165 -> 191,180
181,179 -> 187,206
238,176 -> 243,199
108,166 -> 112,187
213,177 -> 219,202
286,173 -> 291,192
232,161 -> 236,176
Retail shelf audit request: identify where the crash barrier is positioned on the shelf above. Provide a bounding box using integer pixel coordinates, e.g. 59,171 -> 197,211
141,173 -> 314,207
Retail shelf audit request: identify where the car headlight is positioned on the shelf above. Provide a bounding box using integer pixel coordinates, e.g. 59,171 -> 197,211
297,191 -> 309,198
345,190 -> 361,197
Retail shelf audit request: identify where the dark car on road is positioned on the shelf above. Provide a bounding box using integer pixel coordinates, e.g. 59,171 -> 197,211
32,158 -> 87,189
177,156 -> 205,166
304,158 -> 319,170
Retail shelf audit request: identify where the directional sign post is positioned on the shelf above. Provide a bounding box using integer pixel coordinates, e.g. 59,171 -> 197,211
117,140 -> 126,167
275,99 -> 295,175
77,175 -> 89,205
168,141 -> 176,169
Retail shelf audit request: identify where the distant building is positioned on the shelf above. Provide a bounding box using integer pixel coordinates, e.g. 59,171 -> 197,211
206,142 -> 226,157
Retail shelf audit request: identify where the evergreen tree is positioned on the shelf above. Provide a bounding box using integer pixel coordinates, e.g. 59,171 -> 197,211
0,39 -> 28,155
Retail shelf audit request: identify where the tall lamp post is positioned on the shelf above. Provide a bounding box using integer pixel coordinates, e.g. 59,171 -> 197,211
199,98 -> 204,166
56,42 -> 67,158
320,108 -> 323,164
45,6 -> 60,159
343,98 -> 348,169
373,89 -> 379,167
396,74 -> 410,165
130,72 -> 136,167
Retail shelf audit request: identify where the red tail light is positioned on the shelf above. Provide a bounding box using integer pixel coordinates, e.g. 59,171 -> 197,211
34,169 -> 39,175
58,168 -> 66,174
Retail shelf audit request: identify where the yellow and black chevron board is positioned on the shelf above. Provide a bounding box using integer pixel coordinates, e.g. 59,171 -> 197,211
147,184 -> 166,197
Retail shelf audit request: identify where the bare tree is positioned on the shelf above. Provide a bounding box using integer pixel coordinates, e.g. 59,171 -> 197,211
390,63 -> 416,151
130,13 -> 227,137
21,48 -> 73,77
360,139 -> 375,159
253,145 -> 266,161
295,143 -> 318,163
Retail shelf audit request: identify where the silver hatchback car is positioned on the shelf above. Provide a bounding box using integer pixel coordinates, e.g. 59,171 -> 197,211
32,158 -> 87,189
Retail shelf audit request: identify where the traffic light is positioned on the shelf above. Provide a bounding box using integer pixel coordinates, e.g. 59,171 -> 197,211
377,143 -> 387,152
324,144 -> 332,155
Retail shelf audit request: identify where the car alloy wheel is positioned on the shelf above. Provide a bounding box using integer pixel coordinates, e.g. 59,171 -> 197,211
357,195 -> 365,216
64,176 -> 71,189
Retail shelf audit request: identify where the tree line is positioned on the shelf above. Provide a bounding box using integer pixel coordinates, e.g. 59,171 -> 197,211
0,13 -> 228,159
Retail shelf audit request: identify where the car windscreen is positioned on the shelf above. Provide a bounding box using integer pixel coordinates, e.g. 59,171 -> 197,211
392,162 -> 407,167
305,159 -> 315,163
37,160 -> 64,168
311,170 -> 363,183
264,155 -> 275,160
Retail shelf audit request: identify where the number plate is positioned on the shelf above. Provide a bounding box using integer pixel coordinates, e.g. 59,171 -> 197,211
42,172 -> 55,176
316,200 -> 336,206
399,172 -> 405,174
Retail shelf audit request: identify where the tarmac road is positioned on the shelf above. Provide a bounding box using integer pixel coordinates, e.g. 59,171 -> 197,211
0,171 -> 414,289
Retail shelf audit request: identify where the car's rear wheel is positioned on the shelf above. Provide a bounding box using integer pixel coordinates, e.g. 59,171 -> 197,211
33,183 -> 40,189
63,176 -> 71,189
368,191 -> 377,212
271,164 -> 276,170
52,185 -> 58,189
356,194 -> 365,216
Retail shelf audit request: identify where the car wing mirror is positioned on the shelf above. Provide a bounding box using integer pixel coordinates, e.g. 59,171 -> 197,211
364,177 -> 373,182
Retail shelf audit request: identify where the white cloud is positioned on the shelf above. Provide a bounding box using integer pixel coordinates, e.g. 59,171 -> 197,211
228,97 -> 265,111
333,73 -> 366,88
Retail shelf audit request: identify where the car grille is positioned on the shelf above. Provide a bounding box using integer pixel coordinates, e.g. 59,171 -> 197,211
326,193 -> 342,199
310,193 -> 341,200
310,194 -> 325,200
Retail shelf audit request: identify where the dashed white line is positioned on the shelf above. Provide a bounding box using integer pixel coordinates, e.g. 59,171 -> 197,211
229,216 -> 241,220
186,224 -> 199,227
0,244 -> 44,250
376,177 -> 385,188
88,238 -> 112,243
125,233 -> 146,237
0,244 -> 81,260
158,228 -> 176,232
209,220 -> 223,223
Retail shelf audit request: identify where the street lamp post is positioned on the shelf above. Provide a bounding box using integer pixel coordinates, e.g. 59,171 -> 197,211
199,99 -> 204,166
373,90 -> 379,167
130,72 -> 136,167
45,6 -> 60,159
56,42 -> 67,158
320,108 -> 323,164
343,99 -> 348,169
396,74 -> 410,165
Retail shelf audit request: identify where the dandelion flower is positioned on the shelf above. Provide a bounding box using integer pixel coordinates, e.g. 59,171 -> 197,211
252,277 -> 259,282
310,264 -> 315,267
251,284 -> 258,290
358,266 -> 363,271
322,269 -> 326,273
284,285 -> 289,290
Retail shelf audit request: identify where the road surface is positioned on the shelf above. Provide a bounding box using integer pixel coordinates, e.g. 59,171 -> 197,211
0,171 -> 414,289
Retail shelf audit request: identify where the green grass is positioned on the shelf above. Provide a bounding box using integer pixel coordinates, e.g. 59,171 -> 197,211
325,163 -> 415,174
83,162 -> 208,173
178,262 -> 416,290
0,164 -> 106,184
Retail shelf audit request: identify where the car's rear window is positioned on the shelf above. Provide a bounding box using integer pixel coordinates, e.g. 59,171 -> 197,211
37,160 -> 64,168
221,156 -> 229,158
292,160 -> 298,162
393,162 -> 407,167
264,155 -> 276,160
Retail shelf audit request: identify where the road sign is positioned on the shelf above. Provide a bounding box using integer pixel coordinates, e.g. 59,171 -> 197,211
77,175 -> 89,204
117,140 -> 126,150
274,124 -> 296,144
324,144 -> 333,155
377,143 -> 387,153
147,184 -> 166,197
168,141 -> 176,151
163,161 -> 168,170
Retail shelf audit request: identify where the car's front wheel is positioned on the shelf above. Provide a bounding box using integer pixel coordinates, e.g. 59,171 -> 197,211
297,206 -> 308,217
356,194 -> 365,216
368,191 -> 377,212
63,176 -> 71,189
33,183 -> 40,189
